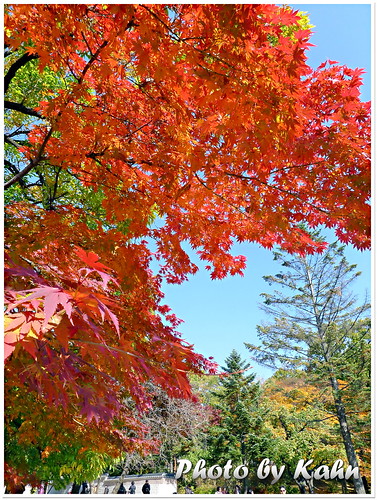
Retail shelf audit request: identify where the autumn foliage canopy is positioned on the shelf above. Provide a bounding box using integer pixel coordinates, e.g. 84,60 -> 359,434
4,4 -> 370,489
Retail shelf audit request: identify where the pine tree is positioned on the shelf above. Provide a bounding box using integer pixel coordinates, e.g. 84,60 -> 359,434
245,240 -> 370,494
206,351 -> 269,483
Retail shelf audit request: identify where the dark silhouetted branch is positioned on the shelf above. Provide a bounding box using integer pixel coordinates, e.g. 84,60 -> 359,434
4,52 -> 39,93
4,127 -> 53,189
5,100 -> 43,119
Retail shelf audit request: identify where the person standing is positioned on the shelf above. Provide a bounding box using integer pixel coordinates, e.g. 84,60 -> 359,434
129,481 -> 136,494
117,483 -> 126,494
37,483 -> 45,494
142,480 -> 150,494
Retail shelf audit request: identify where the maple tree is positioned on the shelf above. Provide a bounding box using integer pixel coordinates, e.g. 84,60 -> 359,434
4,205 -> 212,491
4,3 -> 370,490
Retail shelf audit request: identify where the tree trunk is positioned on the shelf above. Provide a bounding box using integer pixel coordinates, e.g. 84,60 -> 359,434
340,478 -> 348,494
306,475 -> 314,494
362,476 -> 369,494
329,376 -> 365,494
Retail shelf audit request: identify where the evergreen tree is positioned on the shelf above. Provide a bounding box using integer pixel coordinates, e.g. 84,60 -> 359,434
245,240 -> 370,494
206,351 -> 269,481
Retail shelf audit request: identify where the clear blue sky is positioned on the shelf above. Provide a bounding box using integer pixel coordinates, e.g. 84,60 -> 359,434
158,4 -> 372,380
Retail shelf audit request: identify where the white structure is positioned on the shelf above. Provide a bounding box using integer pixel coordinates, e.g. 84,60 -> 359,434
92,472 -> 177,495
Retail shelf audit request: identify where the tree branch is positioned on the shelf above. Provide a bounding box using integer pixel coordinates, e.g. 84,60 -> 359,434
141,5 -> 248,75
4,100 -> 43,119
297,414 -> 338,432
6,128 -> 31,138
4,52 -> 39,94
194,172 -> 251,219
4,158 -> 19,174
4,127 -> 53,189
4,134 -> 29,149
4,159 -> 28,189
52,167 -> 63,202
224,170 -> 331,215
78,39 -> 109,84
